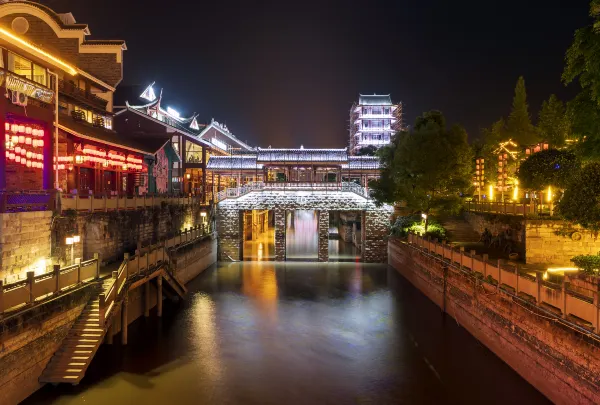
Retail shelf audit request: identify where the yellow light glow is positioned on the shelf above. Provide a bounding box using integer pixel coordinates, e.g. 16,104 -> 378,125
0,27 -> 77,75
547,186 -> 552,202
513,186 -> 518,201
65,237 -> 74,245
488,185 -> 494,200
543,272 -> 549,280
547,267 -> 579,273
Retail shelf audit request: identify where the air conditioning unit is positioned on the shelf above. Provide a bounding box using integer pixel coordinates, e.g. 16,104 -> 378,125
11,91 -> 27,107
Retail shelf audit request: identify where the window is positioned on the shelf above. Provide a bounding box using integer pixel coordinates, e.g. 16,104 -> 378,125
8,52 -> 47,86
383,107 -> 390,115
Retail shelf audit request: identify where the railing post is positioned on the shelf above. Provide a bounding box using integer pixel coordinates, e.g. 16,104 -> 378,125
124,253 -> 130,278
0,280 -> 4,314
497,259 -> 502,292
94,253 -> 100,279
99,293 -> 106,326
562,275 -> 568,319
594,290 -> 599,333
76,258 -> 81,284
536,272 -> 542,304
459,246 -> 465,268
482,254 -> 489,279
515,266 -> 519,294
27,271 -> 34,304
54,264 -> 60,292
470,250 -> 476,273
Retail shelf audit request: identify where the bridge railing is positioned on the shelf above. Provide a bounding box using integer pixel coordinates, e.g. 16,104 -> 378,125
0,255 -> 100,315
215,181 -> 370,202
465,201 -> 542,216
59,193 -> 204,213
98,224 -> 211,326
405,233 -> 600,333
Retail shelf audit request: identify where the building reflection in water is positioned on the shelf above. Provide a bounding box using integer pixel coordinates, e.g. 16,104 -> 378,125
242,262 -> 279,324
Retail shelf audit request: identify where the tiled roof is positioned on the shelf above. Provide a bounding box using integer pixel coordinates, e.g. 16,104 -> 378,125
343,156 -> 380,170
358,94 -> 393,106
206,155 -> 261,170
256,148 -> 348,162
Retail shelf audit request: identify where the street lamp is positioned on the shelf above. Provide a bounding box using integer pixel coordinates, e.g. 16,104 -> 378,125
66,235 -> 80,265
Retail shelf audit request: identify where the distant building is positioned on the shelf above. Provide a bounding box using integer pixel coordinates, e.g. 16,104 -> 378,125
349,94 -> 402,154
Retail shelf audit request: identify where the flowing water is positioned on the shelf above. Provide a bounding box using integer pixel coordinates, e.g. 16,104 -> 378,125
26,261 -> 550,405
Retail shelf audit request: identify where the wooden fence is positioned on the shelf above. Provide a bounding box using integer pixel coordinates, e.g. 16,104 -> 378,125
0,255 -> 99,314
406,233 -> 600,333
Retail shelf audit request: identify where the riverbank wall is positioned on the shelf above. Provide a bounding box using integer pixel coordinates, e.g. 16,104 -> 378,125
0,237 -> 216,405
389,238 -> 600,405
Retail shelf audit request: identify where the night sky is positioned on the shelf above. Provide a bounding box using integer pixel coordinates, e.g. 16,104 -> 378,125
42,0 -> 590,147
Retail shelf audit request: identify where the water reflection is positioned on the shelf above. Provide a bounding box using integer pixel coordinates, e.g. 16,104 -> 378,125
26,262 -> 551,405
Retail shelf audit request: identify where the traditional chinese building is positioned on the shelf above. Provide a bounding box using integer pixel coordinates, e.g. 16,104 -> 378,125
349,94 -> 403,154
115,83 -> 254,200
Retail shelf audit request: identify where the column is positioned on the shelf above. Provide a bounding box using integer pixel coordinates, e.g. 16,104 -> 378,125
216,206 -> 242,260
318,210 -> 329,262
274,209 -> 286,261
363,209 -> 390,263
157,275 -> 163,317
202,146 -> 207,203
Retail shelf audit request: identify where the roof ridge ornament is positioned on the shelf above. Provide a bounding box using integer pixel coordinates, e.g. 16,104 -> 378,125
140,82 -> 156,102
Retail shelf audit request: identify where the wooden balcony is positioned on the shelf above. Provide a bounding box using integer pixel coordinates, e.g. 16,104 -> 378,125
58,79 -> 109,110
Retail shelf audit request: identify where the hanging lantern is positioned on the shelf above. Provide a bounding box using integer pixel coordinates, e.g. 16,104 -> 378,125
15,156 -> 20,163
26,151 -> 32,159
38,139 -> 43,147
25,137 -> 31,145
18,135 -> 24,143
20,148 -> 25,156
25,127 -> 31,134
18,125 -> 24,133
26,161 -> 31,168
10,124 -> 17,132
14,146 -> 21,154
11,135 -> 18,144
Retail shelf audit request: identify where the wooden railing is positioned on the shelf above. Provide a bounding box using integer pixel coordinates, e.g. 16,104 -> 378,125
465,201 -> 552,216
405,233 -> 600,333
98,225 -> 211,325
58,79 -> 108,109
60,193 -> 204,213
0,255 -> 99,315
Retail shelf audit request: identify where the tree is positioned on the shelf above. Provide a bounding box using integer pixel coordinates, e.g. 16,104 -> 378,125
563,1 -> 600,159
370,111 -> 472,231
506,76 -> 539,145
517,149 -> 580,191
538,95 -> 570,148
558,163 -> 600,231
355,145 -> 378,156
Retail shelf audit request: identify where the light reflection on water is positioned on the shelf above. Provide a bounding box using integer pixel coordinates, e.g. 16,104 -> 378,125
26,262 -> 550,405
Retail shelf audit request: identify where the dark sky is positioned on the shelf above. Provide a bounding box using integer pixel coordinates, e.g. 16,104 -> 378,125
42,0 -> 590,147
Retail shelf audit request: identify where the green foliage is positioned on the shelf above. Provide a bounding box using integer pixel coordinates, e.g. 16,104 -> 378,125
558,163 -> 600,231
571,253 -> 600,276
517,149 -> 580,190
390,214 -> 446,240
371,111 -> 473,220
355,145 -> 378,156
563,2 -> 600,160
538,95 -> 570,147
506,76 -> 539,145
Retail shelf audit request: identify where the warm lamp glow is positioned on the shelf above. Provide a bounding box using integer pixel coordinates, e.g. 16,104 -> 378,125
73,235 -> 81,243
0,27 -> 77,75
65,237 -> 74,245
488,185 -> 494,200
200,212 -> 207,217
547,186 -> 552,202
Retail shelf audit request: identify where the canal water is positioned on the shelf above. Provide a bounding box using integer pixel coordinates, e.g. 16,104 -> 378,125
26,261 -> 550,405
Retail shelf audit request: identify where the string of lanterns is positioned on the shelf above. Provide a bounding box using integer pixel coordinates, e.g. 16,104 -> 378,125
5,121 -> 45,170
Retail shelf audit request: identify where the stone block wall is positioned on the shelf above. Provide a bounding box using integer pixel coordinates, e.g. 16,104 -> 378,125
274,209 -> 286,261
318,211 -> 329,262
463,212 -> 525,247
0,211 -> 52,283
216,206 -> 241,261
526,220 -> 600,266
53,204 -> 206,266
363,210 -> 389,263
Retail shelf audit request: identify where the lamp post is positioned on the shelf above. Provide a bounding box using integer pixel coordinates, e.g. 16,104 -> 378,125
66,235 -> 80,265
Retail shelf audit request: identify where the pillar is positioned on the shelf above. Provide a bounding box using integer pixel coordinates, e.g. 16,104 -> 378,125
274,209 -> 286,261
121,294 -> 128,345
362,209 -> 390,263
216,206 -> 242,260
157,275 -> 163,317
318,210 -> 329,262
144,281 -> 150,317
202,146 -> 207,203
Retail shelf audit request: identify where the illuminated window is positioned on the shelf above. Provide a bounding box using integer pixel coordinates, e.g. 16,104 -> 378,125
8,52 -> 47,86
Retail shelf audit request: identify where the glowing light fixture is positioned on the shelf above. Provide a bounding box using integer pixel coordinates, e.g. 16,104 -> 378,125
489,185 -> 494,200
65,237 -> 74,245
140,82 -> 157,102
421,213 -> 427,219
547,267 -> 579,273
0,27 -> 77,75
547,186 -> 552,202
201,212 -> 207,217
73,235 -> 81,243
167,106 -> 180,118
513,186 -> 519,201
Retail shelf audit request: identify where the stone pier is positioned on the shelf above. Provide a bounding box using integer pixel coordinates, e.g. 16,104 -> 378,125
274,209 -> 286,261
318,210 -> 329,262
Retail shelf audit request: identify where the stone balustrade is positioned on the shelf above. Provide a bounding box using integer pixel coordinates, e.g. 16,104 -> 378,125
59,192 -> 204,213
405,233 -> 600,333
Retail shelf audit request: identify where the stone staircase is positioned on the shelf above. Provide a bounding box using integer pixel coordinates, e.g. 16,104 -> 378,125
39,279 -> 113,384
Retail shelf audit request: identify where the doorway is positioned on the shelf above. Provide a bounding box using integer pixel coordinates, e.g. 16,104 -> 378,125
285,210 -> 318,260
242,210 -> 275,260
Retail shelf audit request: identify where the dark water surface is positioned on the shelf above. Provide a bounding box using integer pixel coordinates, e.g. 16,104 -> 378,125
26,262 -> 551,405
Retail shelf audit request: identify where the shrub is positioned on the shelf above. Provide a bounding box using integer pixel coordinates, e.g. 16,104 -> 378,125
571,253 -> 600,276
390,215 -> 446,240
